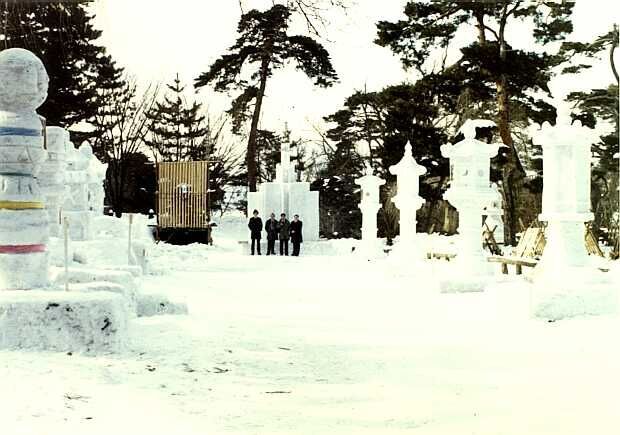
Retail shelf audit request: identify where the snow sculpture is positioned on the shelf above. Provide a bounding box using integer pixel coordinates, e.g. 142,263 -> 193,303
63,138 -> 92,241
0,48 -> 50,289
38,127 -> 68,237
389,141 -> 426,251
439,120 -> 503,292
530,103 -> 615,320
248,129 -> 319,241
355,162 -> 385,257
80,141 -> 107,216
484,182 -> 504,244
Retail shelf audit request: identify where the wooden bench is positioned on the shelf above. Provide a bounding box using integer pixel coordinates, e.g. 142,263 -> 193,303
488,227 -> 545,275
488,255 -> 538,275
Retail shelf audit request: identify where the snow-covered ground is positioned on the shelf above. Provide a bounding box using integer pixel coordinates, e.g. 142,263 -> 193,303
1,213 -> 619,434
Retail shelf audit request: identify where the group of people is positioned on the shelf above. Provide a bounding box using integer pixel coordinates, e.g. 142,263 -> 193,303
248,210 -> 303,256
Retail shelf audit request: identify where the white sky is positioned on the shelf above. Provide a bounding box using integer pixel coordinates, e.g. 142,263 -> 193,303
92,0 -> 619,145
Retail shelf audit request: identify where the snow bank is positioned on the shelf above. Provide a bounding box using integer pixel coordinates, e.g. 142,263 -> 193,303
0,290 -> 129,353
136,292 -> 188,317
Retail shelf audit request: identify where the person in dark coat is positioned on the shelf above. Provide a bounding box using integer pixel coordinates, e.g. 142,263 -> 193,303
248,210 -> 263,255
264,213 -> 279,255
290,214 -> 303,256
278,213 -> 291,256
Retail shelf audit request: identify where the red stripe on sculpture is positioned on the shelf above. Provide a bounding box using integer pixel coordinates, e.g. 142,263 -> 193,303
0,244 -> 46,254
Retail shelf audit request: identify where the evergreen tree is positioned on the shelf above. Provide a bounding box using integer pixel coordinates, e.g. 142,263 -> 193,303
375,1 -> 575,244
145,74 -> 209,162
195,4 -> 338,192
0,1 -> 125,142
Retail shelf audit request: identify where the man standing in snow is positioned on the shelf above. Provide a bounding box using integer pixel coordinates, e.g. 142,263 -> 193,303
248,210 -> 263,255
278,213 -> 291,256
290,214 -> 303,256
265,213 -> 279,256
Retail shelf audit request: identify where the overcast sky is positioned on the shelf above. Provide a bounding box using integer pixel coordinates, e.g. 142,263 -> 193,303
92,0 -> 619,145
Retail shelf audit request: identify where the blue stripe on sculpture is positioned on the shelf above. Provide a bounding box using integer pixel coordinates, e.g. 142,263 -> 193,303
0,127 -> 41,136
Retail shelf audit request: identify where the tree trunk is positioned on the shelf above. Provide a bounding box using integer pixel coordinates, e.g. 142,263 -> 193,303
246,57 -> 270,192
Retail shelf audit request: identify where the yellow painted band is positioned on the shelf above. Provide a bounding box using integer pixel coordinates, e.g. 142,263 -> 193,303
0,201 -> 45,210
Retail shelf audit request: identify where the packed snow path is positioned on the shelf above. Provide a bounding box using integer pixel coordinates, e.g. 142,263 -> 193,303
2,248 -> 619,434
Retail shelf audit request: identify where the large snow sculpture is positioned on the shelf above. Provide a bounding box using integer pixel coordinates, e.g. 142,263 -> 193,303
355,163 -> 385,257
530,104 -> 616,320
63,139 -> 92,241
38,126 -> 68,237
440,120 -> 503,292
389,141 -> 426,253
80,141 -> 107,216
0,48 -> 128,353
248,130 -> 319,240
0,48 -> 50,289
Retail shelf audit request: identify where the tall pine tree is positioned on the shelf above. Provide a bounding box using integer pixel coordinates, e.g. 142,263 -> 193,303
145,74 -> 209,162
195,4 -> 338,192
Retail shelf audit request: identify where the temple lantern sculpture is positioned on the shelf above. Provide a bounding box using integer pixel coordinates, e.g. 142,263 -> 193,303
63,138 -> 92,241
0,48 -> 50,289
439,120 -> 503,292
355,163 -> 385,258
529,103 -> 616,320
388,141 -> 426,253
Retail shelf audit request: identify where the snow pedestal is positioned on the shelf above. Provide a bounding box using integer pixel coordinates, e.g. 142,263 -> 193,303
388,141 -> 426,258
0,290 -> 128,353
248,136 -> 319,241
63,139 -> 92,241
439,120 -> 503,293
37,126 -> 68,237
530,107 -> 616,321
355,164 -> 386,259
0,48 -> 50,290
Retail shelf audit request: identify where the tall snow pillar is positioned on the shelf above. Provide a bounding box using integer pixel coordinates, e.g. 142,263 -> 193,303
38,126 -> 68,238
0,48 -> 50,290
389,141 -> 426,252
355,163 -> 385,258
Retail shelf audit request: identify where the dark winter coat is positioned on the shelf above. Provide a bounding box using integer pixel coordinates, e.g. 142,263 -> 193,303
265,218 -> 279,241
290,220 -> 303,243
248,216 -> 263,240
278,219 -> 290,240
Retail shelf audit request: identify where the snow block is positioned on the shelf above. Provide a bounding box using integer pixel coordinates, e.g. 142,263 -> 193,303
0,290 -> 129,353
136,292 -> 188,317
51,267 -> 137,292
0,252 -> 49,290
531,283 -> 619,321
71,281 -> 138,316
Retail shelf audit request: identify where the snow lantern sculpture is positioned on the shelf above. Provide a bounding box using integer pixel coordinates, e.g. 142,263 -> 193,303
38,127 -> 68,237
0,48 -> 50,290
441,120 -> 503,265
533,108 -> 597,268
80,141 -> 107,216
63,138 -> 92,241
389,141 -> 426,249
355,162 -> 385,256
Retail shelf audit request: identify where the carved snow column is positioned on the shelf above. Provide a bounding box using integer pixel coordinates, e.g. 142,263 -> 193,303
38,127 -> 68,237
80,141 -> 106,216
0,48 -> 50,290
63,138 -> 92,241
355,163 -> 385,257
441,121 -> 502,265
389,142 -> 426,252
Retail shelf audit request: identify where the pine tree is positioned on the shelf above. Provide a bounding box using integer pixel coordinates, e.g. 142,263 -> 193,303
0,1 -> 124,142
375,1 -> 575,244
145,74 -> 209,162
195,4 -> 338,192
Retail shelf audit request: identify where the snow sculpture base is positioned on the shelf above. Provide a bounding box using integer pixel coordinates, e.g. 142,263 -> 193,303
439,260 -> 494,293
530,269 -> 617,321
0,252 -> 48,290
0,290 -> 129,353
